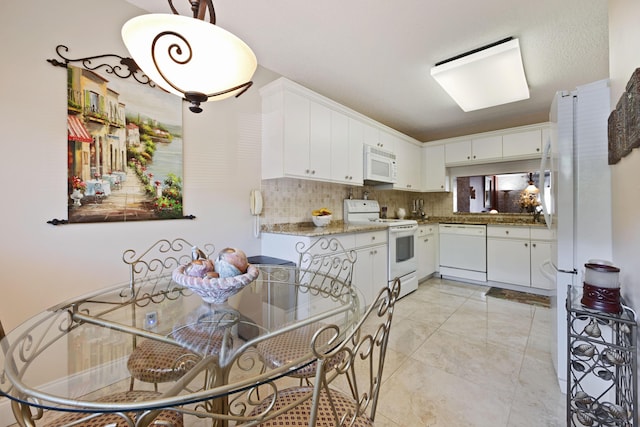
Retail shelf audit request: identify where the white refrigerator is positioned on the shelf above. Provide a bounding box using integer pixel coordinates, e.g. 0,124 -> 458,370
545,79 -> 613,393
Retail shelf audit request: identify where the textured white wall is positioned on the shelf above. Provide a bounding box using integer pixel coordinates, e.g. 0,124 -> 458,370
609,1 -> 640,312
0,0 -> 278,331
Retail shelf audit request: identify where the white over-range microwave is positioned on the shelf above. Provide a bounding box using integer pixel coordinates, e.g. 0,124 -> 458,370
363,145 -> 397,184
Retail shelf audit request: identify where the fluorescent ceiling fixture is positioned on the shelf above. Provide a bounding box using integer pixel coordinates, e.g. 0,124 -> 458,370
122,0 -> 257,113
430,37 -> 529,112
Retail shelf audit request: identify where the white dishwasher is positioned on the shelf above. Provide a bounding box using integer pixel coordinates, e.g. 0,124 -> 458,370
438,224 -> 487,282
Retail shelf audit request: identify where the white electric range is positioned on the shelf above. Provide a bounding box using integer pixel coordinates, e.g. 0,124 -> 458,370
344,199 -> 418,298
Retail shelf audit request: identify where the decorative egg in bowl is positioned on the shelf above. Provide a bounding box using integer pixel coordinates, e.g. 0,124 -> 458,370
172,247 -> 259,304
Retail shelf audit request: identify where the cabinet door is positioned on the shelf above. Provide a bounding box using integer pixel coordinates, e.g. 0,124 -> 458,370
353,245 -> 386,308
396,141 -> 421,191
282,90 -> 311,177
371,244 -> 388,303
330,111 -> 351,184
487,238 -> 531,286
417,226 -> 436,280
424,231 -> 437,277
347,118 -> 364,184
472,135 -> 502,161
423,144 -> 448,191
530,240 -> 553,289
502,129 -> 542,159
445,140 -> 472,164
309,101 -> 332,180
378,130 -> 398,152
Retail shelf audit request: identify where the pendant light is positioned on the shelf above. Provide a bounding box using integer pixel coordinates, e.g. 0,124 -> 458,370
524,173 -> 539,195
122,0 -> 257,113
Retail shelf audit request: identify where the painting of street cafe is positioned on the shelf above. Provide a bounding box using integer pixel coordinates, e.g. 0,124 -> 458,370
66,64 -> 183,223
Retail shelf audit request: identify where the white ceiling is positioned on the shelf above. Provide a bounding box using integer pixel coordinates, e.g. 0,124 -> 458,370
124,0 -> 609,141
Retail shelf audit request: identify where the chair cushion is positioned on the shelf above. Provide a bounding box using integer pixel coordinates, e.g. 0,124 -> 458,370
257,323 -> 344,378
44,390 -> 183,427
127,340 -> 200,383
250,386 -> 372,427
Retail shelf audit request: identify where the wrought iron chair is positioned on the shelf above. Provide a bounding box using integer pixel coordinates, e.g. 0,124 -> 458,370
123,238 -> 215,391
256,237 -> 357,385
1,320 -> 185,427
43,391 -> 184,427
246,278 -> 401,426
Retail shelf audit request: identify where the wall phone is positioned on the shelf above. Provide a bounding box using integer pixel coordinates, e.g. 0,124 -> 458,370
250,189 -> 263,238
250,189 -> 263,215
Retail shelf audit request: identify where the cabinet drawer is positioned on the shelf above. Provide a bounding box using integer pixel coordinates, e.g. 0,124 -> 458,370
487,226 -> 530,239
418,225 -> 436,236
530,227 -> 556,241
355,230 -> 387,247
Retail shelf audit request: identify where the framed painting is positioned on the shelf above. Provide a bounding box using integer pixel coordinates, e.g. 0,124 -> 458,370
66,64 -> 184,223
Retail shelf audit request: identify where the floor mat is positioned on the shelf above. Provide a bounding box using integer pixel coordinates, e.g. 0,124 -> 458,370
485,287 -> 551,308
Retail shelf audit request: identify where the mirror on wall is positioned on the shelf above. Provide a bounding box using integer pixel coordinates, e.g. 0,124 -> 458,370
455,171 -> 550,213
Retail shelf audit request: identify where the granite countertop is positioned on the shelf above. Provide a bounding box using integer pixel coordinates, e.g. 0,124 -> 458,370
262,213 -> 546,237
261,221 -> 388,237
418,213 -> 548,227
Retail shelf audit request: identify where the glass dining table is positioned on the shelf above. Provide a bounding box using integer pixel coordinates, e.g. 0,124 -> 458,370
0,264 -> 361,426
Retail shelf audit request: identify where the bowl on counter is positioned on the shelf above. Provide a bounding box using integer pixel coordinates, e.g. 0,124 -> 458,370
312,214 -> 332,227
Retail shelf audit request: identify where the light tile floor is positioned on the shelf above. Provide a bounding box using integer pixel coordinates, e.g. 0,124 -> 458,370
373,276 -> 566,427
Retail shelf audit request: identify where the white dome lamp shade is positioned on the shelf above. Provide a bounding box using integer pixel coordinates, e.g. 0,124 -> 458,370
121,0 -> 257,113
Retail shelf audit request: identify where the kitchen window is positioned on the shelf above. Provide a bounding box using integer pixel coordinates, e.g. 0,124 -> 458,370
449,159 -> 551,213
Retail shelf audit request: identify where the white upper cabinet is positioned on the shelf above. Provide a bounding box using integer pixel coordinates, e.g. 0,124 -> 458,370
308,101 -> 332,180
394,140 -> 422,191
262,77 -> 409,186
471,135 -> 502,161
440,123 -> 549,166
422,144 -> 448,192
378,130 -> 398,152
502,129 -> 542,159
331,114 -> 363,185
445,139 -> 472,164
445,136 -> 502,165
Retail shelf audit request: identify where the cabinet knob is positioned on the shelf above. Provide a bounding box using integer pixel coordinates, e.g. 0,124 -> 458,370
473,155 -> 476,159
536,148 -> 540,152
311,170 -> 316,175
467,156 -> 470,160
305,169 -> 310,174
532,243 -> 537,248
505,230 -> 509,235
525,243 -> 528,247
372,236 -> 375,240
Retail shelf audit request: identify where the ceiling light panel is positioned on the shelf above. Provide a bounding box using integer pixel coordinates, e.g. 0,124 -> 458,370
430,38 -> 530,112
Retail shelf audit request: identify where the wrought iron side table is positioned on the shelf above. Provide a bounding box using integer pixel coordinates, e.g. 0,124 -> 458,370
567,285 -> 638,426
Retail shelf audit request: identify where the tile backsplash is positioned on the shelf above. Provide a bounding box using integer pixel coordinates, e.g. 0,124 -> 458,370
261,178 -> 453,226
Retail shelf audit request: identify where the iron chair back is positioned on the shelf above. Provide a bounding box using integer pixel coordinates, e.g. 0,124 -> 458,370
247,278 -> 401,426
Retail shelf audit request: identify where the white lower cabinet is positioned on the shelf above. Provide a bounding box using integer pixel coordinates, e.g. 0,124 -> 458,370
417,224 -> 438,281
353,243 -> 388,308
487,225 -> 555,290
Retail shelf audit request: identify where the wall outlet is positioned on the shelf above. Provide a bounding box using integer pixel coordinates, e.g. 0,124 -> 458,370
144,311 -> 158,330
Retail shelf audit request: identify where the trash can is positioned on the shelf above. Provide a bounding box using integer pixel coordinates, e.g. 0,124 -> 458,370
238,256 -> 297,339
